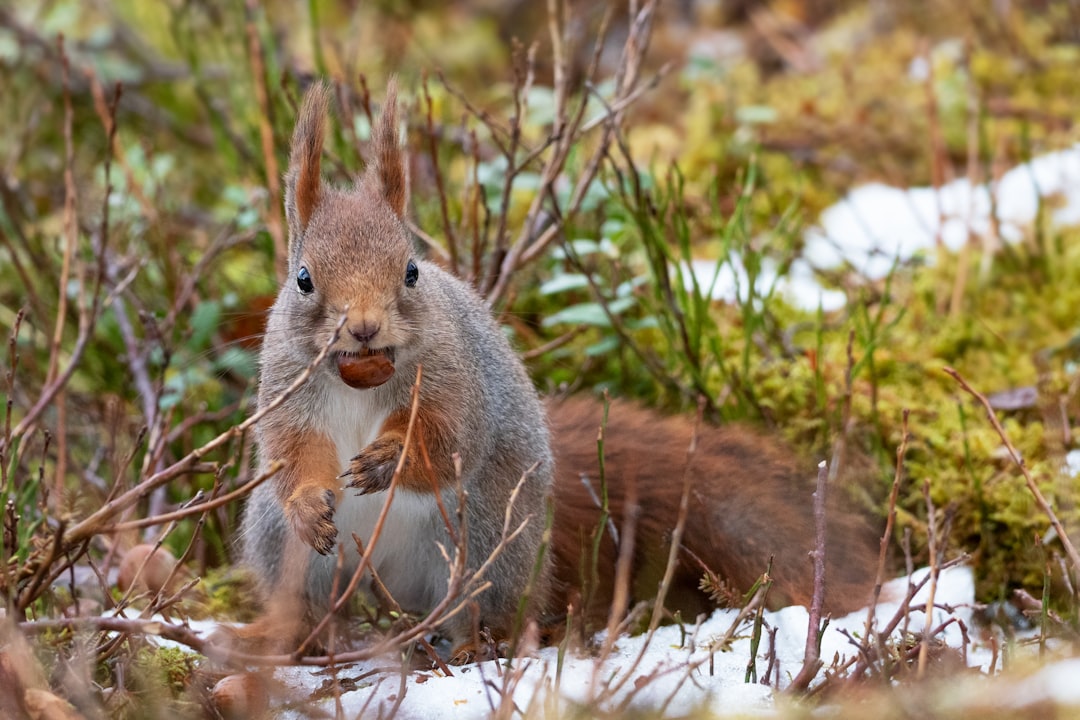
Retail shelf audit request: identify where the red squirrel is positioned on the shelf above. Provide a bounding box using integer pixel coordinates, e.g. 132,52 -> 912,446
236,82 -> 879,663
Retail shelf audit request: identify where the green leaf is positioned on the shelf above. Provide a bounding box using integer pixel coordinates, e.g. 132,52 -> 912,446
542,297 -> 635,327
605,296 -> 636,315
539,273 -> 590,295
526,86 -> 557,126
513,172 -> 543,192
543,302 -> 610,327
189,301 -> 221,351
627,315 -> 661,330
585,335 -> 620,356
552,238 -> 619,260
615,276 -> 648,298
735,105 -> 778,125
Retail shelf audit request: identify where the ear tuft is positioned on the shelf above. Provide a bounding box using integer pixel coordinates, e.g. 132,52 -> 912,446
285,83 -> 330,236
371,79 -> 409,217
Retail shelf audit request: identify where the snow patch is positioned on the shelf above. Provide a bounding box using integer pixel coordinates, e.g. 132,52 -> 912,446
686,146 -> 1080,310
216,566 -> 993,717
1064,450 -> 1080,478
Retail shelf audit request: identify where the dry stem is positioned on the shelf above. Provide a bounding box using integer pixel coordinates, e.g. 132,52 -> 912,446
788,460 -> 830,691
945,366 -> 1080,573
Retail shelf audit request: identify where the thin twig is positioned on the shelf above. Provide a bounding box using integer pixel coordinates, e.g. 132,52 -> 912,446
917,480 -> 940,677
62,315 -> 348,545
297,365 -> 426,653
244,0 -> 286,281
859,408 -> 908,657
945,366 -> 1080,572
105,461 -> 281,532
598,393 -> 702,700
788,460 -> 830,691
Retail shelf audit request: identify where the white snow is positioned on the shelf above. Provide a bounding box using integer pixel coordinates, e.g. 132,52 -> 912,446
687,145 -> 1080,311
173,565 -> 1000,717
1065,449 -> 1080,478
1006,658 -> 1080,707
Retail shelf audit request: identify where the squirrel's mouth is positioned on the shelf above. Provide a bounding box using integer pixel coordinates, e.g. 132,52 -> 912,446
336,346 -> 395,364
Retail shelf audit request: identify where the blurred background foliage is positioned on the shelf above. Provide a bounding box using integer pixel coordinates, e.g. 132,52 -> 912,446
2,0 -> 1080,678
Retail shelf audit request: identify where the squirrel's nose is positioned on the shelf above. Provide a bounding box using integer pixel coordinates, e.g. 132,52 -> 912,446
348,321 -> 380,345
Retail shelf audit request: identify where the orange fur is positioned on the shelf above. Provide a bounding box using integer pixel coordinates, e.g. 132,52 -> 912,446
371,80 -> 408,217
288,85 -> 328,231
547,397 -> 881,624
347,405 -> 458,494
265,429 -> 342,555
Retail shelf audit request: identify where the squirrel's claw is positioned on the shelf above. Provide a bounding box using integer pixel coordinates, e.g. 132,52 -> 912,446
345,438 -> 403,494
285,487 -> 339,555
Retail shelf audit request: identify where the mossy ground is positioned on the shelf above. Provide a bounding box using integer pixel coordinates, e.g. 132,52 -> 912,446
1,0 -> 1079,716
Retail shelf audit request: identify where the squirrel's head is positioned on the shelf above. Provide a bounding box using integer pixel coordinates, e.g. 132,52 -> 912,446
280,81 -> 418,379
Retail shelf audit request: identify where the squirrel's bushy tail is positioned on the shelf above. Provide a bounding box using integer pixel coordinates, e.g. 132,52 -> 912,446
547,397 -> 882,624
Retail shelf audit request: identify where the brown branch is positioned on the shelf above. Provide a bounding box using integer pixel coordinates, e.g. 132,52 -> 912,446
520,326 -> 585,361
48,35 -> 77,391
598,393 -> 702,699
485,0 -> 660,307
917,480 -> 940,677
104,461 -> 281,533
422,72 -> 459,273
3,63 -> 119,455
62,315 -> 348,545
245,0 -> 285,282
16,521 -> 66,613
838,554 -> 970,684
1,309 -> 24,489
20,616 -> 212,645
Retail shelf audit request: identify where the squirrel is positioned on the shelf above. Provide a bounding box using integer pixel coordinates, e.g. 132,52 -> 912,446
236,82 -> 880,663
238,81 -> 554,663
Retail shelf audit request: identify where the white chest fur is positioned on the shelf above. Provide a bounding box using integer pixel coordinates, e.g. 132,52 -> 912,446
309,385 -> 449,612
315,385 -> 390,469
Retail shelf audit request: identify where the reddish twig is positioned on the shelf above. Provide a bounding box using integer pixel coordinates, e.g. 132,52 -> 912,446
945,366 -> 1080,573
860,409 -> 909,654
788,460 -> 830,691
105,461 -> 281,533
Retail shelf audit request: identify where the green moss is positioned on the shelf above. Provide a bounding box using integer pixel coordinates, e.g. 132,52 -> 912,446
131,645 -> 199,698
197,566 -> 262,623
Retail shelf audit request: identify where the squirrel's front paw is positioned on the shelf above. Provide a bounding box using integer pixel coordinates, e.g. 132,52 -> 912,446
284,487 -> 338,555
343,437 -> 403,494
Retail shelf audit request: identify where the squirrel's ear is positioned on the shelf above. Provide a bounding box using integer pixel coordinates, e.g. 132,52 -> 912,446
285,83 -> 329,236
371,80 -> 409,218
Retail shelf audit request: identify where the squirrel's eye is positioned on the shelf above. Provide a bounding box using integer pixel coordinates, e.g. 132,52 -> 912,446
404,260 -> 419,288
296,266 -> 314,294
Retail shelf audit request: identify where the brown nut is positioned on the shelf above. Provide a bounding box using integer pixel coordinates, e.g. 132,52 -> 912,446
212,673 -> 269,719
336,352 -> 395,389
117,544 -> 178,595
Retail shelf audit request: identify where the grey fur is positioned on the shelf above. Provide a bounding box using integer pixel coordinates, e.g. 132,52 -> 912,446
240,83 -> 552,649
